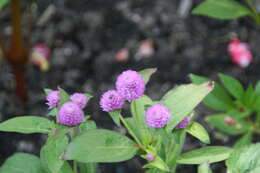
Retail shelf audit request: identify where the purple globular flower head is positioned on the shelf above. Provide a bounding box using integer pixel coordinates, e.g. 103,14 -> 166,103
100,90 -> 125,112
175,117 -> 190,129
58,102 -> 85,126
46,90 -> 60,109
145,104 -> 171,128
70,93 -> 88,109
116,70 -> 145,101
146,153 -> 155,162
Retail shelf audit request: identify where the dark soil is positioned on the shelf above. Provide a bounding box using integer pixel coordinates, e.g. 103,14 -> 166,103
1,0 -> 260,172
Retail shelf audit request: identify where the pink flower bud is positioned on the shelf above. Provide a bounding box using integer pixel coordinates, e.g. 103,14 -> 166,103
146,153 -> 155,162
31,43 -> 51,71
224,116 -> 236,126
228,38 -> 253,68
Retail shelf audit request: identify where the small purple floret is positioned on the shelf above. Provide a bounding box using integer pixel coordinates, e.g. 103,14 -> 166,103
146,153 -> 155,162
70,93 -> 88,109
46,90 -> 60,109
116,70 -> 145,101
145,104 -> 171,128
175,117 -> 190,129
100,90 -> 125,112
58,102 -> 85,126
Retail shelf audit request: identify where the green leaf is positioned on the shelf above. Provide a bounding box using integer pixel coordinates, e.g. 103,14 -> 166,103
205,114 -> 251,135
219,73 -> 244,100
0,153 -> 45,173
234,131 -> 252,148
131,95 -> 153,145
189,74 -> 234,111
242,84 -> 257,108
64,129 -> 138,163
139,68 -> 157,84
198,162 -> 212,173
250,167 -> 260,173
79,120 -> 97,133
192,0 -> 252,19
186,122 -> 210,144
0,116 -> 53,134
0,0 -> 9,10
177,146 -> 232,165
44,88 -> 53,95
57,88 -> 70,109
85,93 -> 93,101
108,110 -> 121,126
57,162 -> 73,173
255,80 -> 260,96
40,135 -> 68,173
226,143 -> 260,173
161,82 -> 213,132
47,108 -> 57,117
143,156 -> 169,172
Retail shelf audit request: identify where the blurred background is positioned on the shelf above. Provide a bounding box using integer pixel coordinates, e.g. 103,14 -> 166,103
0,0 -> 260,172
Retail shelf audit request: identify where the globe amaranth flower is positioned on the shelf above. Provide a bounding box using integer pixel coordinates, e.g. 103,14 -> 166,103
46,90 -> 60,109
100,90 -> 125,112
175,117 -> 190,129
58,102 -> 85,126
146,153 -> 155,162
145,104 -> 171,128
116,70 -> 145,101
70,93 -> 88,109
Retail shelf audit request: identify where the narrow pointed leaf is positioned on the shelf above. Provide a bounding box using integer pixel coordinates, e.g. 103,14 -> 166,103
108,110 -> 121,126
233,131 -> 252,148
139,68 -> 157,84
177,146 -> 232,164
186,122 -> 210,144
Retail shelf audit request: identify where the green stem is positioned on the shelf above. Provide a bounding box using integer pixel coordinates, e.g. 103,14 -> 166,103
119,115 -> 142,146
71,127 -> 78,173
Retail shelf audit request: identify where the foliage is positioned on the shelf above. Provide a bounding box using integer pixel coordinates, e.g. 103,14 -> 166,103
0,69 -> 232,173
190,73 -> 260,148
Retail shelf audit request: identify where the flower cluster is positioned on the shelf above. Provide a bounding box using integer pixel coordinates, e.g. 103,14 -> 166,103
46,90 -> 88,126
228,38 -> 253,68
100,70 -> 145,112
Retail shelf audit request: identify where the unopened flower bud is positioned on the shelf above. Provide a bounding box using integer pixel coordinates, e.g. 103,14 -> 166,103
224,116 -> 236,126
70,93 -> 88,109
46,90 -> 60,109
146,153 -> 155,162
175,117 -> 190,129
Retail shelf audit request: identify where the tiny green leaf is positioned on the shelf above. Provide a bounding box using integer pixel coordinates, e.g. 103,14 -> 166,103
0,116 -> 53,134
108,110 -> 121,126
47,108 -> 58,117
139,68 -> 157,84
255,80 -> 260,96
218,73 -> 244,100
65,129 -> 138,163
177,146 -> 232,165
186,122 -> 210,144
233,131 -> 252,148
198,162 -> 212,173
44,88 -> 53,95
143,156 -> 169,172
192,0 -> 252,19
0,153 -> 45,173
57,87 -> 70,109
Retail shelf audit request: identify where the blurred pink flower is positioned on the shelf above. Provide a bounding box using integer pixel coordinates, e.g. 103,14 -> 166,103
31,43 -> 51,71
228,38 -> 253,68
